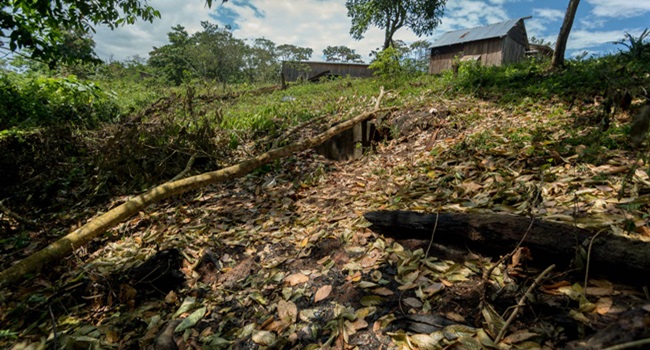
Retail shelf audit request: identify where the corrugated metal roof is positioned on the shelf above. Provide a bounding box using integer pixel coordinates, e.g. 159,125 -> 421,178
431,18 -> 523,48
282,60 -> 369,67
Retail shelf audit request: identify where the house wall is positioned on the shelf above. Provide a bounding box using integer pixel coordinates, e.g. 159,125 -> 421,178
281,61 -> 373,82
501,36 -> 527,64
429,17 -> 531,74
428,38 -> 504,74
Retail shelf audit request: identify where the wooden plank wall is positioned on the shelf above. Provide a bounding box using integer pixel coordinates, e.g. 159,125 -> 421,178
282,62 -> 373,81
463,38 -> 503,66
429,38 -> 504,74
501,36 -> 527,64
429,52 -> 456,74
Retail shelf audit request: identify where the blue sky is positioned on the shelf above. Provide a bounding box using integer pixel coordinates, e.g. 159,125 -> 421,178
92,0 -> 650,63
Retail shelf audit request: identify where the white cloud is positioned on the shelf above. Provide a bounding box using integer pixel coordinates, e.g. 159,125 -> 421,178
567,29 -> 631,50
444,0 -> 509,29
223,0 -> 394,61
532,8 -> 564,22
579,16 -> 606,30
93,1 -> 213,61
587,0 -> 650,18
525,19 -> 554,44
525,8 -> 564,44
487,0 -> 532,4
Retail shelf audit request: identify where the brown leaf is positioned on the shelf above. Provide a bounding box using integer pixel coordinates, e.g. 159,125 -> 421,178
585,286 -> 614,296
314,285 -> 332,303
277,300 -> 298,323
284,273 -> 309,286
502,330 -> 540,344
595,297 -> 613,315
251,330 -> 275,346
351,318 -> 368,331
635,225 -> 650,237
264,320 -> 289,333
371,287 -> 394,296
403,297 -> 423,309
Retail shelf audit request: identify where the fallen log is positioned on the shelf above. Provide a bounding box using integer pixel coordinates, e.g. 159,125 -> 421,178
364,211 -> 650,285
0,89 -> 391,288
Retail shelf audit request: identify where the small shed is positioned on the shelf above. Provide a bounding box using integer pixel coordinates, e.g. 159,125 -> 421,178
429,17 -> 530,74
281,61 -> 373,82
527,43 -> 554,58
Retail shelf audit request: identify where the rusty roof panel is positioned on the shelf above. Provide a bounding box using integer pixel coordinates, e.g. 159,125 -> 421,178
431,18 -> 524,48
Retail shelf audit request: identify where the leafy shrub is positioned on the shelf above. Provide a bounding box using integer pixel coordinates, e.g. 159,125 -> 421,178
369,47 -> 403,78
0,72 -> 121,130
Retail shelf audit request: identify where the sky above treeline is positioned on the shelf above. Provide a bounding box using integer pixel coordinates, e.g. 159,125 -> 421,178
93,0 -> 650,63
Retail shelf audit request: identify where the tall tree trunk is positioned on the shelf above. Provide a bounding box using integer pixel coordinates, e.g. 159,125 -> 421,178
383,26 -> 392,49
552,0 -> 580,68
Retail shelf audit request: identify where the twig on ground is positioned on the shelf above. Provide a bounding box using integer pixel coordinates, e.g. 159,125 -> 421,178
170,153 -> 197,182
494,264 -> 555,344
483,180 -> 542,281
584,228 -> 606,295
48,304 -> 58,350
424,211 -> 439,259
482,215 -> 535,281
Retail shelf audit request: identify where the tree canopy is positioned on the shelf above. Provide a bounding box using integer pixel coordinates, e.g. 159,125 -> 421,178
323,45 -> 364,63
346,0 -> 447,50
148,24 -> 313,86
0,0 -> 161,66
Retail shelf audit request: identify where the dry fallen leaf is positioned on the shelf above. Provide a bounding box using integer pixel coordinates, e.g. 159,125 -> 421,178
371,287 -> 394,296
595,297 -> 613,315
314,285 -> 332,303
284,273 -> 309,286
251,330 -> 275,346
277,300 -> 298,323
502,330 -> 539,344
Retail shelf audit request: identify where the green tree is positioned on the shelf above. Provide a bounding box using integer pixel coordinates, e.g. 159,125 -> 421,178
148,25 -> 194,85
242,38 -> 280,83
0,0 -> 161,66
276,44 -> 313,62
405,39 -> 431,73
346,0 -> 447,50
149,23 -> 247,87
369,46 -> 402,77
191,22 -> 246,86
323,45 -> 364,63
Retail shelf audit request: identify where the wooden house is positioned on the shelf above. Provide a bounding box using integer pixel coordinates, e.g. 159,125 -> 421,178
281,61 -> 373,82
429,17 -> 530,74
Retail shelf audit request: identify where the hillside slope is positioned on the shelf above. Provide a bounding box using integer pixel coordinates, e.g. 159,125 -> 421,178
2,78 -> 650,348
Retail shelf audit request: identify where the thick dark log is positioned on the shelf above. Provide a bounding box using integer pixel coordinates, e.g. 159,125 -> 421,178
364,211 -> 650,285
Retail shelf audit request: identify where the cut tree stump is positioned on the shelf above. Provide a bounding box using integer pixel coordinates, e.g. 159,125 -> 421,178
364,211 -> 650,285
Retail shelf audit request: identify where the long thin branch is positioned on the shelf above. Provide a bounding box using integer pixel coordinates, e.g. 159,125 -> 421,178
494,264 -> 555,344
482,215 -> 535,281
170,153 -> 197,182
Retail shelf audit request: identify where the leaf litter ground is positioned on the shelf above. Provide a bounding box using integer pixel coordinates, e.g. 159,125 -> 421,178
2,92 -> 650,349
